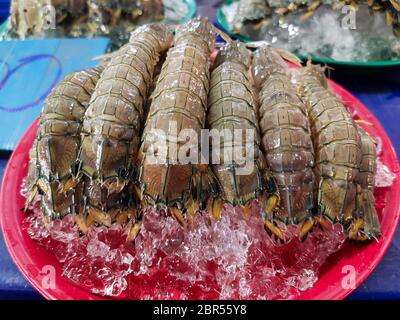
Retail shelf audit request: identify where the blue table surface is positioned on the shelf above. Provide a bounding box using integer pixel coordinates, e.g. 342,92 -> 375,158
1,0 -> 400,300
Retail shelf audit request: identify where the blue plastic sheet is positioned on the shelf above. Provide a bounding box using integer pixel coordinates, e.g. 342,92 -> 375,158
0,38 -> 109,150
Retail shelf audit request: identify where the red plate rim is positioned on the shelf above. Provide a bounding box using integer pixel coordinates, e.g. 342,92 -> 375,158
1,79 -> 399,300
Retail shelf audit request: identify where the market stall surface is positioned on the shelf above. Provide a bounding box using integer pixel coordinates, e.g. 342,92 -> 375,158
0,0 -> 400,299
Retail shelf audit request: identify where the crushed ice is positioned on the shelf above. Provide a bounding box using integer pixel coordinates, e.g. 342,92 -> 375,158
21,138 -> 396,299
223,4 -> 400,62
22,193 -> 347,299
375,137 -> 398,187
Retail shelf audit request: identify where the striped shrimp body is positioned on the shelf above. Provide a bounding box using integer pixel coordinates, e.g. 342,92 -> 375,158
297,63 -> 362,232
137,18 -> 218,222
26,66 -> 104,219
252,46 -> 315,240
206,42 -> 277,220
77,24 -> 173,228
349,127 -> 381,240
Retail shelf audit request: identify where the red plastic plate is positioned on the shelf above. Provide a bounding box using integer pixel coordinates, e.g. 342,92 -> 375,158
1,80 -> 399,300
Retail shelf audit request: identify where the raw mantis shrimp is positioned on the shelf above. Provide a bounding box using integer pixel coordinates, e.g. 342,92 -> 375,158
137,17 -> 218,223
252,46 -> 315,240
26,66 -> 104,219
77,24 -> 173,229
23,19 -> 381,244
297,62 -> 380,240
350,127 -> 380,240
206,42 -> 278,220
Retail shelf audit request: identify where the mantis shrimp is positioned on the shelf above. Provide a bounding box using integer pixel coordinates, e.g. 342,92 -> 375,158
77,24 -> 173,229
137,17 -> 219,223
350,127 -> 381,240
26,66 -> 104,219
206,42 -> 277,220
252,46 -> 315,240
297,62 -> 380,240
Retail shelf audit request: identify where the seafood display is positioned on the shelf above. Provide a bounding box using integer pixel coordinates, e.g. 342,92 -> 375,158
24,18 -> 382,246
220,0 -> 400,62
232,0 -> 400,32
10,0 -> 89,38
86,0 -> 164,35
206,42 -> 277,220
78,24 -> 173,231
12,15 -> 394,300
26,66 -> 104,220
236,0 -> 271,31
297,62 -> 380,240
136,18 -> 218,222
252,46 -> 315,239
232,0 -> 323,31
7,0 -> 166,39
